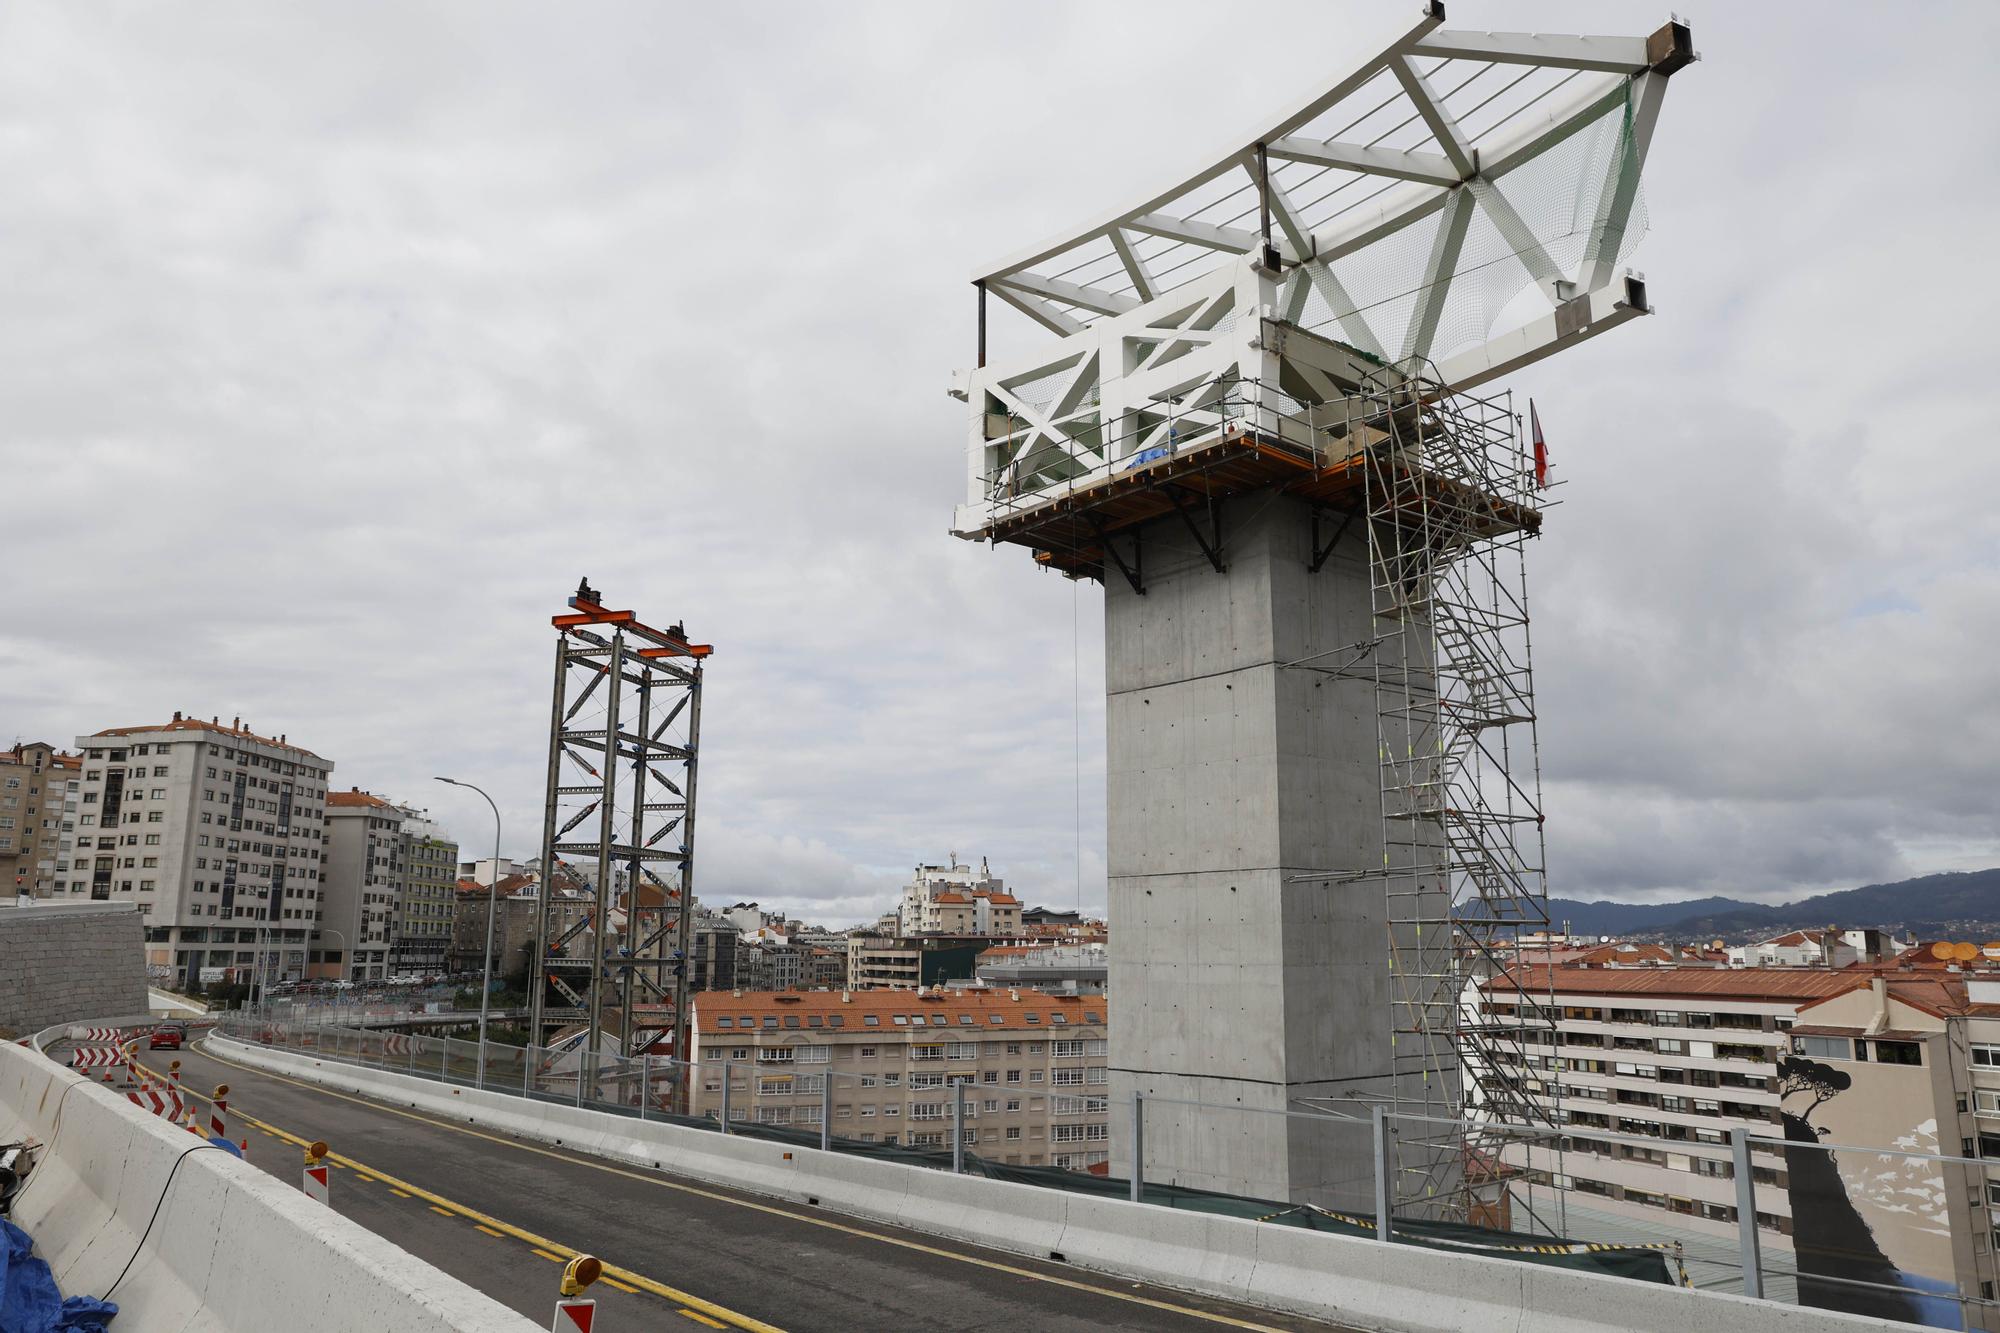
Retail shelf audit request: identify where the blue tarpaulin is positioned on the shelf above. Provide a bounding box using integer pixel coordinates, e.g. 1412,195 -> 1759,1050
0,1218 -> 116,1333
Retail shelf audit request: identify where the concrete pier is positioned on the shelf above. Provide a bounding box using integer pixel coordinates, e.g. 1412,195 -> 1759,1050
1104,491 -> 1447,1207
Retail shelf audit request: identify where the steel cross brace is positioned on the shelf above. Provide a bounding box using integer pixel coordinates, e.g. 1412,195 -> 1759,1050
1160,483 -> 1224,574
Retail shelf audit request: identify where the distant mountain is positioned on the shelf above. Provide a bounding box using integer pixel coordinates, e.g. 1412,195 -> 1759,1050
1544,868 -> 2000,944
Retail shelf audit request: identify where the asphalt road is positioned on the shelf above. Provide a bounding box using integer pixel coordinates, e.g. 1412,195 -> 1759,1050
126,1039 -> 1348,1333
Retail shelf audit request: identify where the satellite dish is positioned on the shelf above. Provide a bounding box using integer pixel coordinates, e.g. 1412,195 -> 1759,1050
1930,941 -> 1956,960
1954,941 -> 1980,961
1710,940 -> 1724,951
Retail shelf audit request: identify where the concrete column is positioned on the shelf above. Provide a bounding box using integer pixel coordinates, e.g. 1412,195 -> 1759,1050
1105,490 -> 1445,1209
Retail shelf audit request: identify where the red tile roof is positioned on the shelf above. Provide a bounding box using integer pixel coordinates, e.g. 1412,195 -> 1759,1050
328,788 -> 396,810
1794,974 -> 1971,1021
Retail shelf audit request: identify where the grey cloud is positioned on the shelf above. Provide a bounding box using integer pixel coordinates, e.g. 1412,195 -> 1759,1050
1,2 -> 1993,922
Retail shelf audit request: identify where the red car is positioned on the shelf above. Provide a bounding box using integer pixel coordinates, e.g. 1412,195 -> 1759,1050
148,1025 -> 185,1050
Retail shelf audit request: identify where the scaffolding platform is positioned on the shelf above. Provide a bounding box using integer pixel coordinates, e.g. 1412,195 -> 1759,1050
975,416 -> 1542,585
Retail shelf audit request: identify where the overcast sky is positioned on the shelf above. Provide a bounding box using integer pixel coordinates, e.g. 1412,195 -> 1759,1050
4,2 -> 1995,922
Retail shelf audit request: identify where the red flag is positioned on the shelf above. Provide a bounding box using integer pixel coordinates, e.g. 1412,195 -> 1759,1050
1529,399 -> 1549,490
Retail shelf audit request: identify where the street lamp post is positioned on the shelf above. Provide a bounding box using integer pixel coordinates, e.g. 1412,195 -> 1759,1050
436,776 -> 502,1090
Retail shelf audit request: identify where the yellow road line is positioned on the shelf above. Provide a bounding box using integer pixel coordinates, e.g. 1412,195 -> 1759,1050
149,1051 -> 784,1333
429,1205 -> 454,1217
389,1188 -> 413,1199
680,1311 -> 728,1329
174,1043 -> 1286,1333
475,1225 -> 505,1238
599,1277 -> 639,1294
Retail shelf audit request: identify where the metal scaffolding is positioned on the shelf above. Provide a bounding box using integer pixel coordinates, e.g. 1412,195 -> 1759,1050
526,579 -> 710,1101
1307,372 -> 1562,1224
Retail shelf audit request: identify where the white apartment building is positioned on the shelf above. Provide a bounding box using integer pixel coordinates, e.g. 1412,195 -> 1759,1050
896,856 -> 1016,935
459,856 -> 524,887
1723,928 -> 1908,970
324,789 -> 405,981
57,715 -> 334,989
1480,966 -> 1864,1253
689,988 -> 1111,1170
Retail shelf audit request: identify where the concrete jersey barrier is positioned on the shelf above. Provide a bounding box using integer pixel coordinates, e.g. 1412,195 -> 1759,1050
0,1035 -> 540,1332
213,1034 -> 1898,1333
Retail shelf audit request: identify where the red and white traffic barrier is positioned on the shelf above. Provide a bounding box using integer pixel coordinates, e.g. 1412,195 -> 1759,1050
125,1085 -> 188,1121
69,1046 -> 123,1069
210,1085 -> 230,1141
302,1141 -> 331,1205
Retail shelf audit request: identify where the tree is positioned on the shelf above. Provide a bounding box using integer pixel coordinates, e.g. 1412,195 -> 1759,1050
1778,1054 -> 1851,1132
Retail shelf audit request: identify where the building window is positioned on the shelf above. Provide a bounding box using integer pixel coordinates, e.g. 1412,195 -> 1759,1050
1794,1036 -> 1850,1061
1871,1040 -> 1922,1066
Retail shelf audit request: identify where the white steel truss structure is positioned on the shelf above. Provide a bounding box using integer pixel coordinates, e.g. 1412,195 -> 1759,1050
953,5 -> 1692,545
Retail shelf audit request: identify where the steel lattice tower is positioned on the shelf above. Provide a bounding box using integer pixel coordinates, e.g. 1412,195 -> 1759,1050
527,579 -> 710,1098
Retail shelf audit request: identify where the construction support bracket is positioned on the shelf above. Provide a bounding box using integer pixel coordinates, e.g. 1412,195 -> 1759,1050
1161,484 -> 1225,574
1310,504 -> 1361,574
1091,516 -> 1145,596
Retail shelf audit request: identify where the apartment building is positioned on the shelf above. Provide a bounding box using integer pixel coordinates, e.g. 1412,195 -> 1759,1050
1,743 -> 81,898
846,934 -> 989,991
391,809 -> 458,975
1783,970 -> 2000,1326
975,941 -> 1108,995
737,926 -> 801,991
688,914 -> 739,993
1480,966 -> 1870,1253
687,988 -> 1111,1170
323,789 -> 404,981
896,856 -> 1019,935
56,715 -> 334,989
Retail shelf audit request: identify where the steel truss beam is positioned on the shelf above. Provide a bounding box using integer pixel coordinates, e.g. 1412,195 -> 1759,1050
527,581 -> 709,1106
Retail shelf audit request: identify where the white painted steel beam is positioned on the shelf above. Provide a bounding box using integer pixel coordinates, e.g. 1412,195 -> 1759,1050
989,284 -> 1084,337
1400,186 -> 1474,365
1265,136 -> 1461,186
993,272 -> 1138,319
1434,277 -> 1647,392
1581,69 -> 1669,292
1411,30 -> 1650,73
1126,212 -> 1261,255
1466,177 -> 1563,297
1108,228 -> 1158,303
1392,56 -> 1476,180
